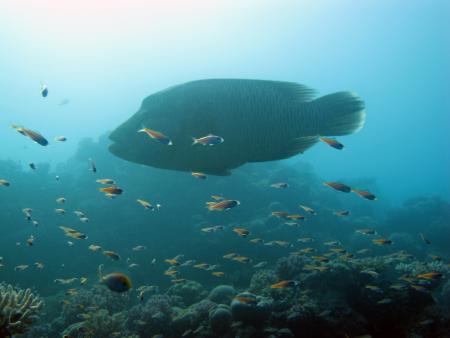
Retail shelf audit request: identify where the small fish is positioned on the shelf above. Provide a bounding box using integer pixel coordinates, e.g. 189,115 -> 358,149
26,235 -> 35,246
323,181 -> 351,193
138,127 -> 173,145
129,263 -> 139,268
89,158 -> 97,173
365,285 -> 383,293
356,228 -> 376,235
29,162 -> 36,170
211,194 -> 224,201
319,137 -> 344,150
271,211 -> 289,219
34,262 -> 44,269
40,83 -> 48,97
233,295 -> 257,304
14,264 -> 29,271
270,182 -> 289,189
79,217 -> 89,223
285,222 -> 299,227
55,278 -> 78,285
299,205 -> 316,215
12,125 -> 49,146
191,172 -> 207,179
420,233 -> 431,245
312,256 -> 329,263
249,238 -> 264,244
59,226 -> 87,240
103,250 -> 120,261
357,248 -> 370,254
80,276 -> 88,284
286,214 -> 305,221
223,253 -> 238,260
56,197 -> 66,204
319,310 -> 332,317
54,136 -> 67,142
233,256 -> 252,264
372,238 -> 392,246
98,264 -> 132,293
192,134 -> 224,146
298,237 -> 314,243
55,208 -> 66,214
66,241 -> 74,247
133,245 -> 147,251
334,210 -> 350,216
194,263 -> 210,270
0,179 -> 10,187
271,280 -> 299,289
303,264 -> 330,272
352,189 -> 377,200
137,199 -> 154,210
55,175 -> 60,181
74,211 -> 86,218
361,270 -> 380,278
165,259 -> 180,266
377,298 -> 393,305
419,319 -> 434,326
100,186 -> 123,195
233,227 -> 250,237
96,178 -> 115,185
151,258 -> 157,265
88,244 -> 102,252
212,271 -> 225,277
416,272 -> 443,281
206,199 -> 240,211
253,261 -> 268,268
390,283 -> 407,291
324,240 -> 341,246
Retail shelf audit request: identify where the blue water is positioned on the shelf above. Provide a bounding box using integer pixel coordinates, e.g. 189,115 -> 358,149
0,2 -> 449,337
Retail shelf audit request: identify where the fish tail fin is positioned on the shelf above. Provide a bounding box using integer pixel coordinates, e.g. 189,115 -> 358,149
191,137 -> 198,145
313,91 -> 365,136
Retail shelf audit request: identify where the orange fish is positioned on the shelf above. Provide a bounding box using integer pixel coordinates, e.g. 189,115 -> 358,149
100,186 -> 123,195
212,271 -> 225,277
233,227 -> 250,237
137,199 -> 154,210
319,137 -> 344,150
12,124 -> 48,146
372,238 -> 392,246
352,189 -> 377,200
206,199 -> 240,211
416,272 -> 443,280
138,127 -> 173,145
323,182 -> 351,193
233,295 -> 257,304
165,259 -> 180,266
103,250 -> 120,261
270,280 -> 299,289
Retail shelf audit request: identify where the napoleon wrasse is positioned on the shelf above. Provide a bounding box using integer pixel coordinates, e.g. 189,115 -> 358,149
109,79 -> 365,175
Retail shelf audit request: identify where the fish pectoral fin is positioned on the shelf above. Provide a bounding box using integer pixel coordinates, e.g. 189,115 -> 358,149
287,136 -> 319,155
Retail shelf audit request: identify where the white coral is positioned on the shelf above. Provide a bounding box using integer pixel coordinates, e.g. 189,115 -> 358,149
0,284 -> 43,335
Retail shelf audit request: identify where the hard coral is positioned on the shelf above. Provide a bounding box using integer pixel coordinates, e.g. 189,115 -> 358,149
0,284 -> 43,337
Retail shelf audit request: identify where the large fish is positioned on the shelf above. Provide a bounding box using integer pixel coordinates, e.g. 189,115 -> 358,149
109,79 -> 365,175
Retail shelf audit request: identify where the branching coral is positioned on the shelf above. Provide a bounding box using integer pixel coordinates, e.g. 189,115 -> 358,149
0,284 -> 43,337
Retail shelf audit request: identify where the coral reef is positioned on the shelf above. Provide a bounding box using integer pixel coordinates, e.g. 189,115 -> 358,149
208,285 -> 236,304
209,304 -> 232,334
0,284 -> 43,337
249,269 -> 278,296
167,280 -> 206,307
126,294 -> 173,337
